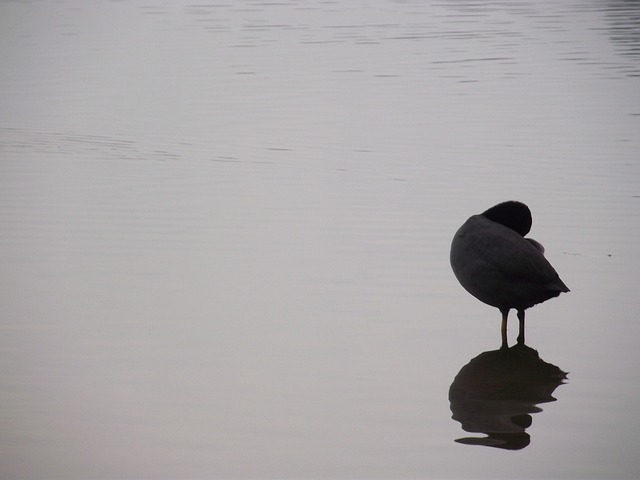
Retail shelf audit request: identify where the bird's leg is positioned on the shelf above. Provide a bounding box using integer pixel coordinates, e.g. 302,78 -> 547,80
500,309 -> 509,350
517,309 -> 525,345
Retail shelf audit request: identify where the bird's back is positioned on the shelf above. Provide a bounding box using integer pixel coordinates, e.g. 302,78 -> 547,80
450,215 -> 569,311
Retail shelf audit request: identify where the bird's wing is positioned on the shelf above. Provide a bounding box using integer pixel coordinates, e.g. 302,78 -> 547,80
469,223 -> 560,286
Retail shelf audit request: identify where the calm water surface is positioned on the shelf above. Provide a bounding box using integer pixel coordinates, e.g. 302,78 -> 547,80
1,1 -> 640,478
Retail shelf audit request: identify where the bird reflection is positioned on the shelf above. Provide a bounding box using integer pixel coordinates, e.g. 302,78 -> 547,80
449,341 -> 567,450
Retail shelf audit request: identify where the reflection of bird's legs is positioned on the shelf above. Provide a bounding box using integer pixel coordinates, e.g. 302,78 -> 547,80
500,309 -> 509,349
517,309 -> 525,345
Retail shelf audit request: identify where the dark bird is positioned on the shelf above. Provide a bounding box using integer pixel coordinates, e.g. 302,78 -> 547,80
450,201 -> 569,347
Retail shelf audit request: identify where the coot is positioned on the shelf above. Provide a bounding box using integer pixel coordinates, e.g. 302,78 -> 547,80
450,201 -> 569,346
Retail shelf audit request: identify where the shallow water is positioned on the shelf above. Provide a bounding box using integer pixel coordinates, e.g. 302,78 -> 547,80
1,1 -> 640,478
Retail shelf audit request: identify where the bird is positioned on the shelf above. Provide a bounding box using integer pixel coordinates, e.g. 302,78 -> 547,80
450,201 -> 569,347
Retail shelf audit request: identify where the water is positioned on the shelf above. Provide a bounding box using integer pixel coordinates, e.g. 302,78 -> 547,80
1,1 -> 639,478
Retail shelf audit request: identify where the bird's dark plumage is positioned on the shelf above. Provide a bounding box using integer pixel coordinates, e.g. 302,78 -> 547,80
450,201 -> 569,346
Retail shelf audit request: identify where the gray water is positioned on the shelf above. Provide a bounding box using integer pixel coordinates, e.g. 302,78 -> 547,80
1,1 -> 640,478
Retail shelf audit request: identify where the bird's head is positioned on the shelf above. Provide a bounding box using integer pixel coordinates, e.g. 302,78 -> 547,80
482,201 -> 532,236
